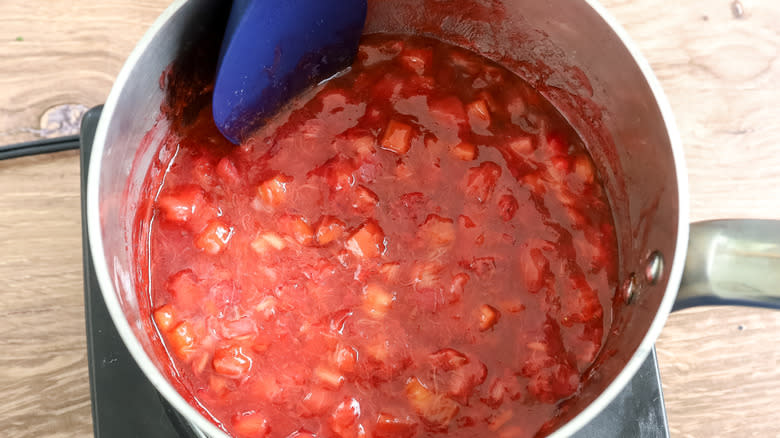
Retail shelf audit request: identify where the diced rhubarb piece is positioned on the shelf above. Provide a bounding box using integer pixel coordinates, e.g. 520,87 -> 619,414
467,99 -> 491,131
479,304 -> 501,331
419,214 -> 456,247
212,345 -> 252,378
447,273 -> 469,304
153,304 -> 176,332
251,231 -> 287,254
282,215 -> 315,246
374,413 -> 419,438
257,173 -> 293,207
381,120 -> 413,154
451,142 -> 477,161
363,283 -> 394,319
167,321 -> 196,360
334,344 -> 358,373
573,154 -> 595,184
216,156 -> 241,186
465,161 -> 502,203
400,48 -> 432,75
157,185 -> 207,224
345,221 -> 385,258
232,411 -> 270,438
315,366 -> 346,390
195,220 -> 233,255
166,269 -> 203,311
353,185 -> 379,212
405,377 -> 459,428
466,256 -> 496,279
316,216 -> 346,246
497,194 -> 519,221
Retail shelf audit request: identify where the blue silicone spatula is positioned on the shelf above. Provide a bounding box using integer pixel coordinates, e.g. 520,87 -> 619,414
213,0 -> 368,144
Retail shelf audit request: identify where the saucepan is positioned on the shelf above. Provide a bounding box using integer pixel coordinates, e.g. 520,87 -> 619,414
86,0 -> 780,436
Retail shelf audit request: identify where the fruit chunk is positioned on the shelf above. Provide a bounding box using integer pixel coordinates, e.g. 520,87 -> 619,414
447,273 -> 469,304
429,349 -> 488,403
213,345 -> 253,378
345,221 -> 385,258
465,161 -> 502,203
168,321 -> 197,360
195,220 -> 233,255
166,269 -> 204,311
479,304 -> 501,331
316,216 -> 346,246
419,214 -> 456,247
363,283 -> 394,319
381,120 -> 413,154
282,215 -> 315,245
153,304 -> 176,332
216,157 -> 241,186
251,231 -> 287,253
157,185 -> 207,224
405,377 -> 459,428
257,173 -> 292,207
400,48 -> 432,75
467,99 -> 491,132
353,185 -> 379,212
331,398 -> 362,437
429,96 -> 467,127
315,366 -> 346,390
498,194 -> 519,221
451,142 -> 477,161
334,344 -> 358,373
232,411 -> 270,438
374,413 -> 419,438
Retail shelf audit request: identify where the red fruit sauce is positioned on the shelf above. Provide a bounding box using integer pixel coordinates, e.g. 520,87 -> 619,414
136,34 -> 618,438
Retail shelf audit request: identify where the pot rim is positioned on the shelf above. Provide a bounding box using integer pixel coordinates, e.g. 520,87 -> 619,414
86,1 -> 690,437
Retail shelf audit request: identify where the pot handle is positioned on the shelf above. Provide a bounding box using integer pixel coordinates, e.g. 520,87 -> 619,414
675,220 -> 780,311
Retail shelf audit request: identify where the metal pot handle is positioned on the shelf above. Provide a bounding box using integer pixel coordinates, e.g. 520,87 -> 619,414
675,220 -> 780,310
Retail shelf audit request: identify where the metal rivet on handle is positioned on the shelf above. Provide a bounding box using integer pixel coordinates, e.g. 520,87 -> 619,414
645,251 -> 664,285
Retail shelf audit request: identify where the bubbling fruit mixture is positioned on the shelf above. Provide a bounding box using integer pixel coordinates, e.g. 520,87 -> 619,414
139,34 -> 618,438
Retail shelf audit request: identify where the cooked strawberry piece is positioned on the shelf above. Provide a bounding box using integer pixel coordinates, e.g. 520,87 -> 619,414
381,120 -> 413,154
519,243 -> 549,293
311,155 -> 358,191
429,96 -> 467,127
195,220 -> 233,254
451,142 -> 477,161
353,185 -> 379,212
251,231 -> 287,254
157,185 -> 207,224
302,388 -> 334,417
479,304 -> 501,331
315,366 -> 345,390
465,161 -> 502,202
232,411 -> 270,438
374,413 -> 419,438
467,99 -> 491,132
447,273 -> 469,304
363,283 -> 394,319
345,221 -> 385,258
281,215 -> 315,246
213,345 -> 252,378
573,153 -> 595,184
405,377 -> 459,428
430,348 -> 468,370
331,398 -> 362,437
508,136 -> 534,156
419,214 -> 456,246
334,344 -> 358,373
153,304 -> 176,332
400,48 -> 432,75
167,321 -> 197,360
216,156 -> 241,186
412,261 -> 444,294
257,173 -> 292,207
316,216 -> 346,246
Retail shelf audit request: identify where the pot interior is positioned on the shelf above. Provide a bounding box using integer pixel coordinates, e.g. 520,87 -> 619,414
92,0 -> 683,435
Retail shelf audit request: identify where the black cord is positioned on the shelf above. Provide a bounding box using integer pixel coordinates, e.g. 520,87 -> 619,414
0,135 -> 80,161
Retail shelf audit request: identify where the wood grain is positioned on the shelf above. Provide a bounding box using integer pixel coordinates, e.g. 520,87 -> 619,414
0,1 -> 778,437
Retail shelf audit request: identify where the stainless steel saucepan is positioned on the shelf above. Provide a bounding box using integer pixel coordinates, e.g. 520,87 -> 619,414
86,0 -> 780,436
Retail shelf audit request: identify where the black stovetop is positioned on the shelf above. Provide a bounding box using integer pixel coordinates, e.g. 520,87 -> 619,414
79,106 -> 669,438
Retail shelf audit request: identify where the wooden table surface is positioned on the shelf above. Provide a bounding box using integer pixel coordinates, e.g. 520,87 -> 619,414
1,1 -> 778,437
